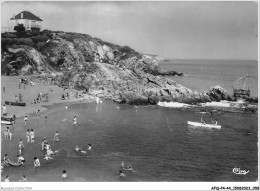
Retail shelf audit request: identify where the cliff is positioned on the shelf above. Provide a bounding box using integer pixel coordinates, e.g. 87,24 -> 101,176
1,30 -> 237,105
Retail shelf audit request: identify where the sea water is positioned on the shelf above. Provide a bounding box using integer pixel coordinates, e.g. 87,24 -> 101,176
159,59 -> 258,97
1,100 -> 258,182
1,60 -> 258,182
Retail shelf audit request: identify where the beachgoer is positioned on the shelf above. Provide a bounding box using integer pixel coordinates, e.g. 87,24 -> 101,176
30,129 -> 35,143
15,95 -> 18,102
87,144 -> 91,151
3,154 -> 9,163
19,147 -> 22,155
26,129 -> 31,143
75,146 -> 81,152
65,105 -> 68,110
4,127 -> 9,139
121,161 -> 125,169
126,165 -> 133,171
54,131 -> 60,142
36,110 -> 40,117
119,170 -> 126,177
8,130 -> 12,141
45,143 -> 51,150
19,139 -> 24,150
41,139 -> 46,150
3,87 -> 5,93
61,170 -> 67,179
4,175 -> 9,182
17,155 -> 25,164
19,83 -> 21,89
33,157 -> 40,167
45,116 -> 47,121
19,175 -> 27,182
73,116 -> 77,126
215,119 -> 218,125
24,115 -> 28,125
2,104 -> 7,115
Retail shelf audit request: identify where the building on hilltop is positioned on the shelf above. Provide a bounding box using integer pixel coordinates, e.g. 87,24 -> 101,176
8,11 -> 43,32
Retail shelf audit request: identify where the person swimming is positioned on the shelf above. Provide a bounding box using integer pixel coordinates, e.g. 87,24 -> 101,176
87,144 -> 92,151
24,115 -> 28,125
73,116 -> 77,126
54,131 -> 60,142
61,170 -> 67,179
17,155 -> 25,164
3,154 -> 9,163
4,175 -> 9,182
119,170 -> 126,177
19,175 -> 27,182
125,165 -> 134,171
34,157 -> 40,167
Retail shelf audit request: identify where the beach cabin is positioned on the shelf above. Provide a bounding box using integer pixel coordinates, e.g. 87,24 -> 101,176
9,11 -> 43,32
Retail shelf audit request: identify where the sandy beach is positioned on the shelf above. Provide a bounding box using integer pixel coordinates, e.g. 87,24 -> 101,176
1,75 -> 95,118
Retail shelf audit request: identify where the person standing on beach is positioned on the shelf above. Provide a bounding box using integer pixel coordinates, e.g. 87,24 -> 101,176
4,127 -> 9,139
26,129 -> 31,143
33,157 -> 40,167
8,130 -> 12,141
41,139 -> 47,150
30,129 -> 35,143
3,87 -> 5,93
24,115 -> 28,125
65,105 -> 68,110
2,104 -> 7,115
19,139 -> 24,150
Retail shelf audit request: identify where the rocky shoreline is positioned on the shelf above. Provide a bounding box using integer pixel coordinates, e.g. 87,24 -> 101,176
1,30 -> 258,111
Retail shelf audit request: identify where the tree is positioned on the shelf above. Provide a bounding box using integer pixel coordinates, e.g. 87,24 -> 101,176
14,24 -> 25,33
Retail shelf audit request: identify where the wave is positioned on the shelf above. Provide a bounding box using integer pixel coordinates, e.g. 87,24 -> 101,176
157,101 -> 192,108
199,100 -> 248,108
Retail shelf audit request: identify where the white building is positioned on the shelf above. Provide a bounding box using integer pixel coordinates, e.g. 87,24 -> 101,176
8,11 -> 43,32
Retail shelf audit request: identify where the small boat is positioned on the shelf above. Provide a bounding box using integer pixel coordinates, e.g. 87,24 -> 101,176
1,117 -> 13,125
5,101 -> 26,106
187,121 -> 221,129
8,161 -> 23,167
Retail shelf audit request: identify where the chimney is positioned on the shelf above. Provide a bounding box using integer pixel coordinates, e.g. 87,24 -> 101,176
21,13 -> 23,18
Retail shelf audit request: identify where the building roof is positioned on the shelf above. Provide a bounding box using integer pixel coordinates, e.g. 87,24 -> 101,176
10,11 -> 43,21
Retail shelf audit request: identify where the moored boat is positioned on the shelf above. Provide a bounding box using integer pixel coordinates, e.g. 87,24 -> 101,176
187,121 -> 221,129
5,101 -> 26,106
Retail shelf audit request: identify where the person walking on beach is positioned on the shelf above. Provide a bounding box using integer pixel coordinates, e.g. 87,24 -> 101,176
24,115 -> 28,125
54,131 -> 60,142
26,129 -> 31,143
73,116 -> 77,126
30,129 -> 35,143
33,157 -> 40,167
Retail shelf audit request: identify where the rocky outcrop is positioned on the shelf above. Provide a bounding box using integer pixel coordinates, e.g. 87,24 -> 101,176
1,31 -> 244,105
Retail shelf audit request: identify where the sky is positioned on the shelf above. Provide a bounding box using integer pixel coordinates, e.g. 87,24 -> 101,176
1,1 -> 258,60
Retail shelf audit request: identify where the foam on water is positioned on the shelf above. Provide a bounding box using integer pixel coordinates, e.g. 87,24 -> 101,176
157,101 -> 192,108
